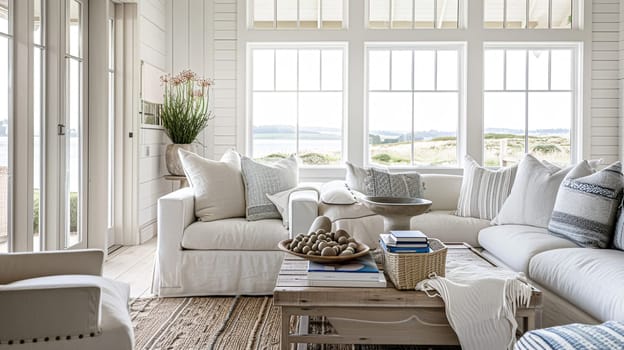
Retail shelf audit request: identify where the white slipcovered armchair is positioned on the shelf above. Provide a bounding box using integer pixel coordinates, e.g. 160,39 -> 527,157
154,187 -> 319,296
0,250 -> 134,349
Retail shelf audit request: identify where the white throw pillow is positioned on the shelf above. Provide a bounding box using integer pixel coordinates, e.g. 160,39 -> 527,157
492,154 -> 594,228
320,181 -> 357,205
266,185 -> 321,228
455,155 -> 517,220
178,149 -> 245,221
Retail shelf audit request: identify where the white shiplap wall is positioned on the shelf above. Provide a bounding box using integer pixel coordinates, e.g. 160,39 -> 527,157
620,0 -> 624,159
167,1 -> 621,165
591,0 -> 620,163
168,0 -> 235,160
138,0 -> 171,242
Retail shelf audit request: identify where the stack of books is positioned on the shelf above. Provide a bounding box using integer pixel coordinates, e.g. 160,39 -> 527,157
379,230 -> 430,253
306,253 -> 387,288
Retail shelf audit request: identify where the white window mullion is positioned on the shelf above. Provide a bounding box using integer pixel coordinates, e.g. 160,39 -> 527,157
273,0 -> 277,29
503,0 -> 507,29
524,50 -> 529,154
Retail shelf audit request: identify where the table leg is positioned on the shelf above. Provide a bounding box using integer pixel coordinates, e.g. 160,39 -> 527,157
281,308 -> 291,350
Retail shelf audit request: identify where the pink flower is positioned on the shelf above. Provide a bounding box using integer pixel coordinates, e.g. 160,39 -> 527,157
198,78 -> 214,88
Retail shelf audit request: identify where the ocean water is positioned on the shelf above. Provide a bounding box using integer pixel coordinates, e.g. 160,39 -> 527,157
0,136 -> 80,192
253,139 -> 343,157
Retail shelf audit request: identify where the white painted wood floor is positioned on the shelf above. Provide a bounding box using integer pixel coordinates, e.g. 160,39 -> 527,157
103,238 -> 157,299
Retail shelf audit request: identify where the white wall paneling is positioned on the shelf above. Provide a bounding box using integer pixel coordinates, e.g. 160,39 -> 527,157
620,0 -> 624,159
140,0 -> 167,72
169,0 -> 231,160
136,0 -> 170,243
591,0 -> 620,162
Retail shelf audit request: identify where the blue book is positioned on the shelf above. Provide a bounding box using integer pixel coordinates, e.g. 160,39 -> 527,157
307,253 -> 380,281
379,238 -> 430,254
390,230 -> 428,243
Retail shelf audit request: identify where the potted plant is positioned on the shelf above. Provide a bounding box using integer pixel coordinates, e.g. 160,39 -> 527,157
160,70 -> 214,175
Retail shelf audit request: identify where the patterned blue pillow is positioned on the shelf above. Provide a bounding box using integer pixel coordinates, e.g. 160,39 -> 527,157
548,162 -> 624,248
515,321 -> 624,350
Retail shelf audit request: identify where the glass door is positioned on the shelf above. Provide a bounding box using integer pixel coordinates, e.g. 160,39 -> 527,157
33,0 -> 44,251
62,0 -> 87,249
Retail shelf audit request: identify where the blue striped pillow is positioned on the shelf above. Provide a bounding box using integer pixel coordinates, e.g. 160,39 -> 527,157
548,162 -> 624,248
515,321 -> 624,350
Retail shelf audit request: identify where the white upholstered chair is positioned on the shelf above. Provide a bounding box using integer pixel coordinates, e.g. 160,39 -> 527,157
0,249 -> 134,349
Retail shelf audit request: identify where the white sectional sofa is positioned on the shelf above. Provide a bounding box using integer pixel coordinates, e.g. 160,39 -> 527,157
318,173 -> 624,327
155,172 -> 623,327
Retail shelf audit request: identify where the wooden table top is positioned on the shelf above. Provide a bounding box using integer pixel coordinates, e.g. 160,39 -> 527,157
273,243 -> 542,309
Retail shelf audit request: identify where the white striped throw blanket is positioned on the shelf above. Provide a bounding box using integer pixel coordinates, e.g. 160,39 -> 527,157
416,264 -> 533,350
515,321 -> 624,350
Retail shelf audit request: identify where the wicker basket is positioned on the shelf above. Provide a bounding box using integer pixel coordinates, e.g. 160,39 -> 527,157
382,238 -> 447,290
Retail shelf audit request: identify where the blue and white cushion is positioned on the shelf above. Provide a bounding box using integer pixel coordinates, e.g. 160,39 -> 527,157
515,321 -> 624,350
548,161 -> 624,248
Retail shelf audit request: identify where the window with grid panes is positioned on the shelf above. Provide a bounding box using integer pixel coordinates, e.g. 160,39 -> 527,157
367,44 -> 464,166
483,44 -> 578,167
249,44 -> 346,166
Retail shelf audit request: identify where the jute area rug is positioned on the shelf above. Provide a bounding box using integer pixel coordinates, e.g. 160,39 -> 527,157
131,296 -> 460,350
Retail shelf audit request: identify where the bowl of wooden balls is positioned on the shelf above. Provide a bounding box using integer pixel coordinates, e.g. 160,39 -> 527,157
278,228 -> 370,263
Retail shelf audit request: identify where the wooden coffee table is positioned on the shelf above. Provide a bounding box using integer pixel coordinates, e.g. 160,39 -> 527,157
273,243 -> 542,349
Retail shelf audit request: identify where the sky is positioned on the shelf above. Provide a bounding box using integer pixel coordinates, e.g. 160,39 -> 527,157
251,47 -> 574,134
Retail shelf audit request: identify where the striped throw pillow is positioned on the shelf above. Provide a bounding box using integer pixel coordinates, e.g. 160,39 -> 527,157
614,207 -> 624,250
455,156 -> 517,220
515,321 -> 624,350
548,161 -> 624,248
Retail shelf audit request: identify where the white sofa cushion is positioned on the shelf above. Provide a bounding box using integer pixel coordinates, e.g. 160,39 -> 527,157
420,174 -> 462,211
478,225 -> 578,273
529,248 -> 624,322
178,149 -> 246,222
493,155 -> 593,228
411,211 -> 490,248
181,218 -> 288,251
328,210 -> 489,248
455,155 -> 517,220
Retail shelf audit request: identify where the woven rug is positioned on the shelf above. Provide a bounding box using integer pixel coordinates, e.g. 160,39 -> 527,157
131,296 -> 460,350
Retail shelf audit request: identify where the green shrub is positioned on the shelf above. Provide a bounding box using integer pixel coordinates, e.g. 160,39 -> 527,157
532,144 -> 560,154
33,190 -> 78,234
372,154 -> 392,163
300,153 -> 331,165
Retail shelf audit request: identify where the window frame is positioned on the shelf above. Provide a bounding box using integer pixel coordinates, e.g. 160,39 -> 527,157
247,0 -> 348,30
238,0 -> 591,176
0,0 -> 13,252
246,41 -> 348,167
367,0 -> 463,30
